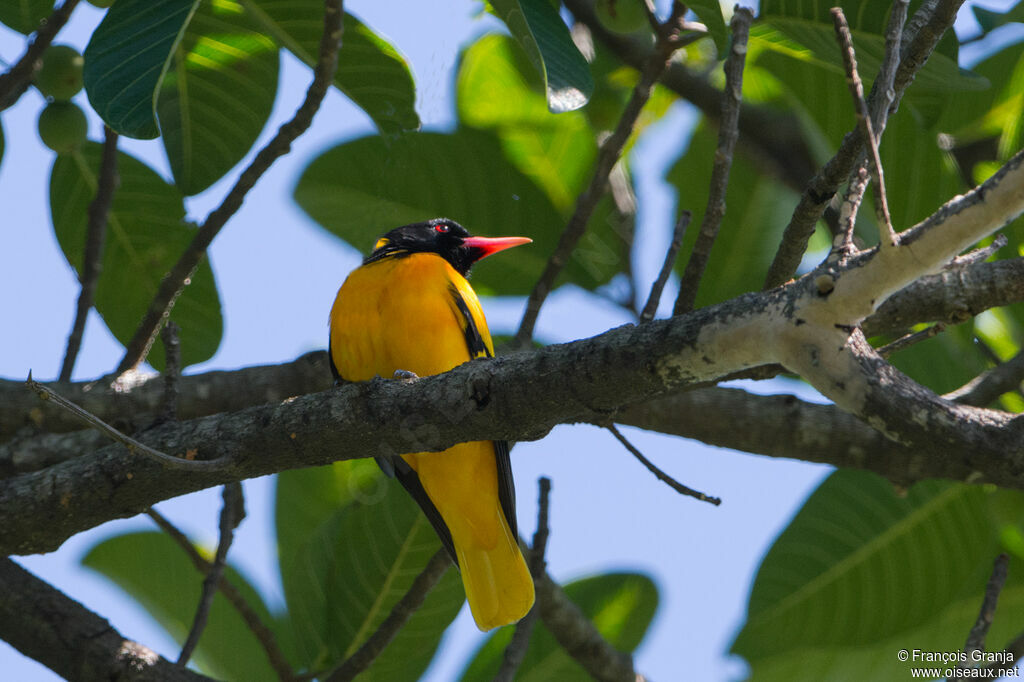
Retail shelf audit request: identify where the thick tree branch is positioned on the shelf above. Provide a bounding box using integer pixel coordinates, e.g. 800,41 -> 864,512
114,0 -> 344,374
0,558 -> 212,681
3,148 -> 1022,555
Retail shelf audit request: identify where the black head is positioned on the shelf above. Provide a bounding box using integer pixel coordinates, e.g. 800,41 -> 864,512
364,218 -> 531,276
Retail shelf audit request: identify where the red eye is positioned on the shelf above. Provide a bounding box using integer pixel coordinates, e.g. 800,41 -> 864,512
434,223 -> 449,233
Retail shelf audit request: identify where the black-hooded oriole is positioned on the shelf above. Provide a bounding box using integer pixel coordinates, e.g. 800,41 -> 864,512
328,218 -> 534,630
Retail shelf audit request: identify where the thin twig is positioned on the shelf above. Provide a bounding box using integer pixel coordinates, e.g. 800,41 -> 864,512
877,323 -> 945,357
607,423 -> 721,505
962,554 -> 1009,665
535,572 -> 637,682
495,477 -> 552,682
25,372 -> 226,470
834,163 -> 870,257
948,349 -> 1024,406
674,7 -> 753,315
177,483 -> 246,666
324,549 -> 451,682
60,127 -> 119,381
114,0 -> 345,376
147,509 -> 297,681
160,321 -> 182,422
514,1 -> 692,346
0,0 -> 81,111
764,0 -> 951,289
831,8 -> 896,248
642,211 -> 690,321
947,234 -> 1008,269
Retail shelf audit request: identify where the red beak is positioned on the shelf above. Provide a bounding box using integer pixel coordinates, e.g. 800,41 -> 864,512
462,235 -> 532,260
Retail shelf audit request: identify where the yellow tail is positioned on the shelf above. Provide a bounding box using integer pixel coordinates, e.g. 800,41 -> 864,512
455,508 -> 535,631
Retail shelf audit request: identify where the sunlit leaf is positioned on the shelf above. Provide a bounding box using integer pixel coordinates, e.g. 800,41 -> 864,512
159,0 -> 280,195
238,1 -> 419,133
84,0 -> 200,139
487,0 -> 594,112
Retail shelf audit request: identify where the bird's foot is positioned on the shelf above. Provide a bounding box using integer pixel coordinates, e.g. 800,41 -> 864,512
393,369 -> 419,380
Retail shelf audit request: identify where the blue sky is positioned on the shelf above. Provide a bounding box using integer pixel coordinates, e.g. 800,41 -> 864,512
2,1 -> 1019,680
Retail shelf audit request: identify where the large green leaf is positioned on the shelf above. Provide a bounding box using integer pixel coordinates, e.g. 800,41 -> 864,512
460,572 -> 658,681
0,0 -> 53,34
50,142 -> 223,370
83,0 -> 200,139
293,129 -> 568,296
732,470 -> 1024,679
275,461 -> 465,678
667,121 -> 801,307
82,531 -> 283,681
487,0 -> 594,113
755,0 -> 987,95
159,0 -> 280,195
238,1 -> 419,134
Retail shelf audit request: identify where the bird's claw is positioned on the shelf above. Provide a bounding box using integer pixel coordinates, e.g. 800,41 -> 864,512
393,369 -> 419,380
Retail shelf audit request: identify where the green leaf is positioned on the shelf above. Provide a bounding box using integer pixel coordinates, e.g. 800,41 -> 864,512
238,1 -> 419,134
732,470 -> 1024,679
293,129 -> 566,296
688,2 -> 728,55
83,0 -> 200,139
460,572 -> 658,681
973,1 -> 1024,34
82,531 -> 282,681
0,0 -> 53,34
754,0 -> 988,95
50,142 -> 222,370
159,0 -> 280,195
487,0 -> 594,112
275,461 -> 464,677
667,120 -> 801,307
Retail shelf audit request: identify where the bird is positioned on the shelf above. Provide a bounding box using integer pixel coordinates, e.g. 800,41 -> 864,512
328,218 -> 535,631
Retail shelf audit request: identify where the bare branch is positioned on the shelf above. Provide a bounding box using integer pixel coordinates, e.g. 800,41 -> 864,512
877,323 -> 945,358
0,0 -> 81,111
177,483 -> 245,667
641,210 -> 689,322
25,373 -> 226,470
514,3 -> 691,346
608,423 -> 720,505
946,234 -> 1008,269
535,572 -> 637,682
962,554 -> 1009,663
60,127 -> 119,382
831,7 -> 896,247
495,477 -> 553,682
948,349 -> 1024,407
147,509 -> 297,681
324,549 -> 451,682
764,0 -> 965,288
114,0 -> 345,375
674,7 -> 753,314
0,557 -> 213,681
